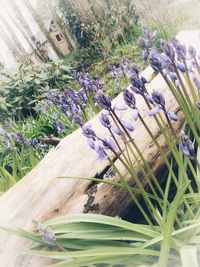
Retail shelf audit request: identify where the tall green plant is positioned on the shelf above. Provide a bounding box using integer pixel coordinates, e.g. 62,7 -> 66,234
3,28 -> 200,267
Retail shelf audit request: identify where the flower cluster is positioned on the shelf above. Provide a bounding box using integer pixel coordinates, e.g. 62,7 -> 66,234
75,69 -> 105,96
49,70 -> 106,129
81,91 -> 137,160
49,89 -> 84,128
148,91 -> 178,121
139,27 -> 156,61
0,129 -> 39,150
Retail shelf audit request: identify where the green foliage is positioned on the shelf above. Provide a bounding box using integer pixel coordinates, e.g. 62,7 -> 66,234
0,61 -> 73,119
4,203 -> 200,267
59,0 -> 140,67
4,26 -> 200,267
0,106 -> 79,193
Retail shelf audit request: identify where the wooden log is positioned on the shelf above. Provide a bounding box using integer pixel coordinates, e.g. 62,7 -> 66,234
0,30 -> 200,267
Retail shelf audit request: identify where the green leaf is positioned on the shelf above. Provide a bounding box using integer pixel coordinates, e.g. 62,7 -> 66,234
0,165 -> 16,187
43,214 -> 158,238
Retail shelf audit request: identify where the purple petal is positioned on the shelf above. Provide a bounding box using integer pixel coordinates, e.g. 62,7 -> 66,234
53,113 -> 58,120
101,137 -> 116,151
121,120 -> 134,132
167,111 -> 178,121
175,80 -> 180,88
95,143 -> 107,161
94,142 -> 101,153
142,50 -> 149,61
87,138 -> 95,150
148,106 -> 161,116
179,143 -> 190,157
111,125 -> 121,135
176,62 -> 186,73
187,63 -> 193,73
108,138 -> 116,151
146,94 -> 154,104
113,105 -> 128,111
185,54 -> 192,60
132,109 -> 139,121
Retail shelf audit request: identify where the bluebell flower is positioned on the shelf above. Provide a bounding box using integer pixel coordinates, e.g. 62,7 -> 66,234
82,125 -> 96,139
193,77 -> 200,90
150,49 -> 165,72
152,91 -> 165,107
167,111 -> 178,121
87,138 -> 95,150
162,42 -> 175,60
176,62 -> 186,73
96,92 -> 112,110
56,121 -> 65,133
123,89 -> 136,109
39,226 -> 56,246
188,46 -> 196,58
94,143 -> 107,161
101,137 -> 116,151
120,119 -> 134,132
179,132 -> 195,160
148,106 -> 161,116
111,125 -> 121,136
99,113 -> 111,128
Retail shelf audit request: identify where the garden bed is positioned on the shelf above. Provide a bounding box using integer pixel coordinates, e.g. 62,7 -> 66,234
0,30 -> 200,267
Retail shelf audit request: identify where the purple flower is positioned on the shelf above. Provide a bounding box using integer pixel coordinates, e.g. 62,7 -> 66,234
145,94 -> 154,104
143,27 -> 156,40
53,113 -> 58,120
111,125 -> 121,136
139,37 -> 150,49
123,89 -> 136,109
87,138 -> 95,150
130,85 -> 144,94
142,50 -> 149,61
40,143 -> 48,148
99,113 -> 111,128
82,125 -> 96,139
94,143 -> 107,161
193,77 -> 200,90
152,91 -> 165,107
101,137 -> 116,151
56,121 -> 65,133
168,72 -> 177,82
179,132 -> 195,160
2,139 -> 12,149
120,119 -> 134,132
167,111 -> 178,121
83,79 -> 90,89
176,62 -> 186,73
188,46 -> 196,58
162,42 -> 175,60
96,92 -> 112,110
148,106 -> 161,116
176,48 -> 186,61
73,115 -> 83,127
132,109 -> 139,121
150,49 -> 164,72
29,138 -> 38,147
12,133 -> 25,144
39,226 -> 56,246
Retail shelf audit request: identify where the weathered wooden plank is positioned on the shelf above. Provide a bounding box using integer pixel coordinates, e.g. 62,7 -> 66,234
0,30 -> 199,267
